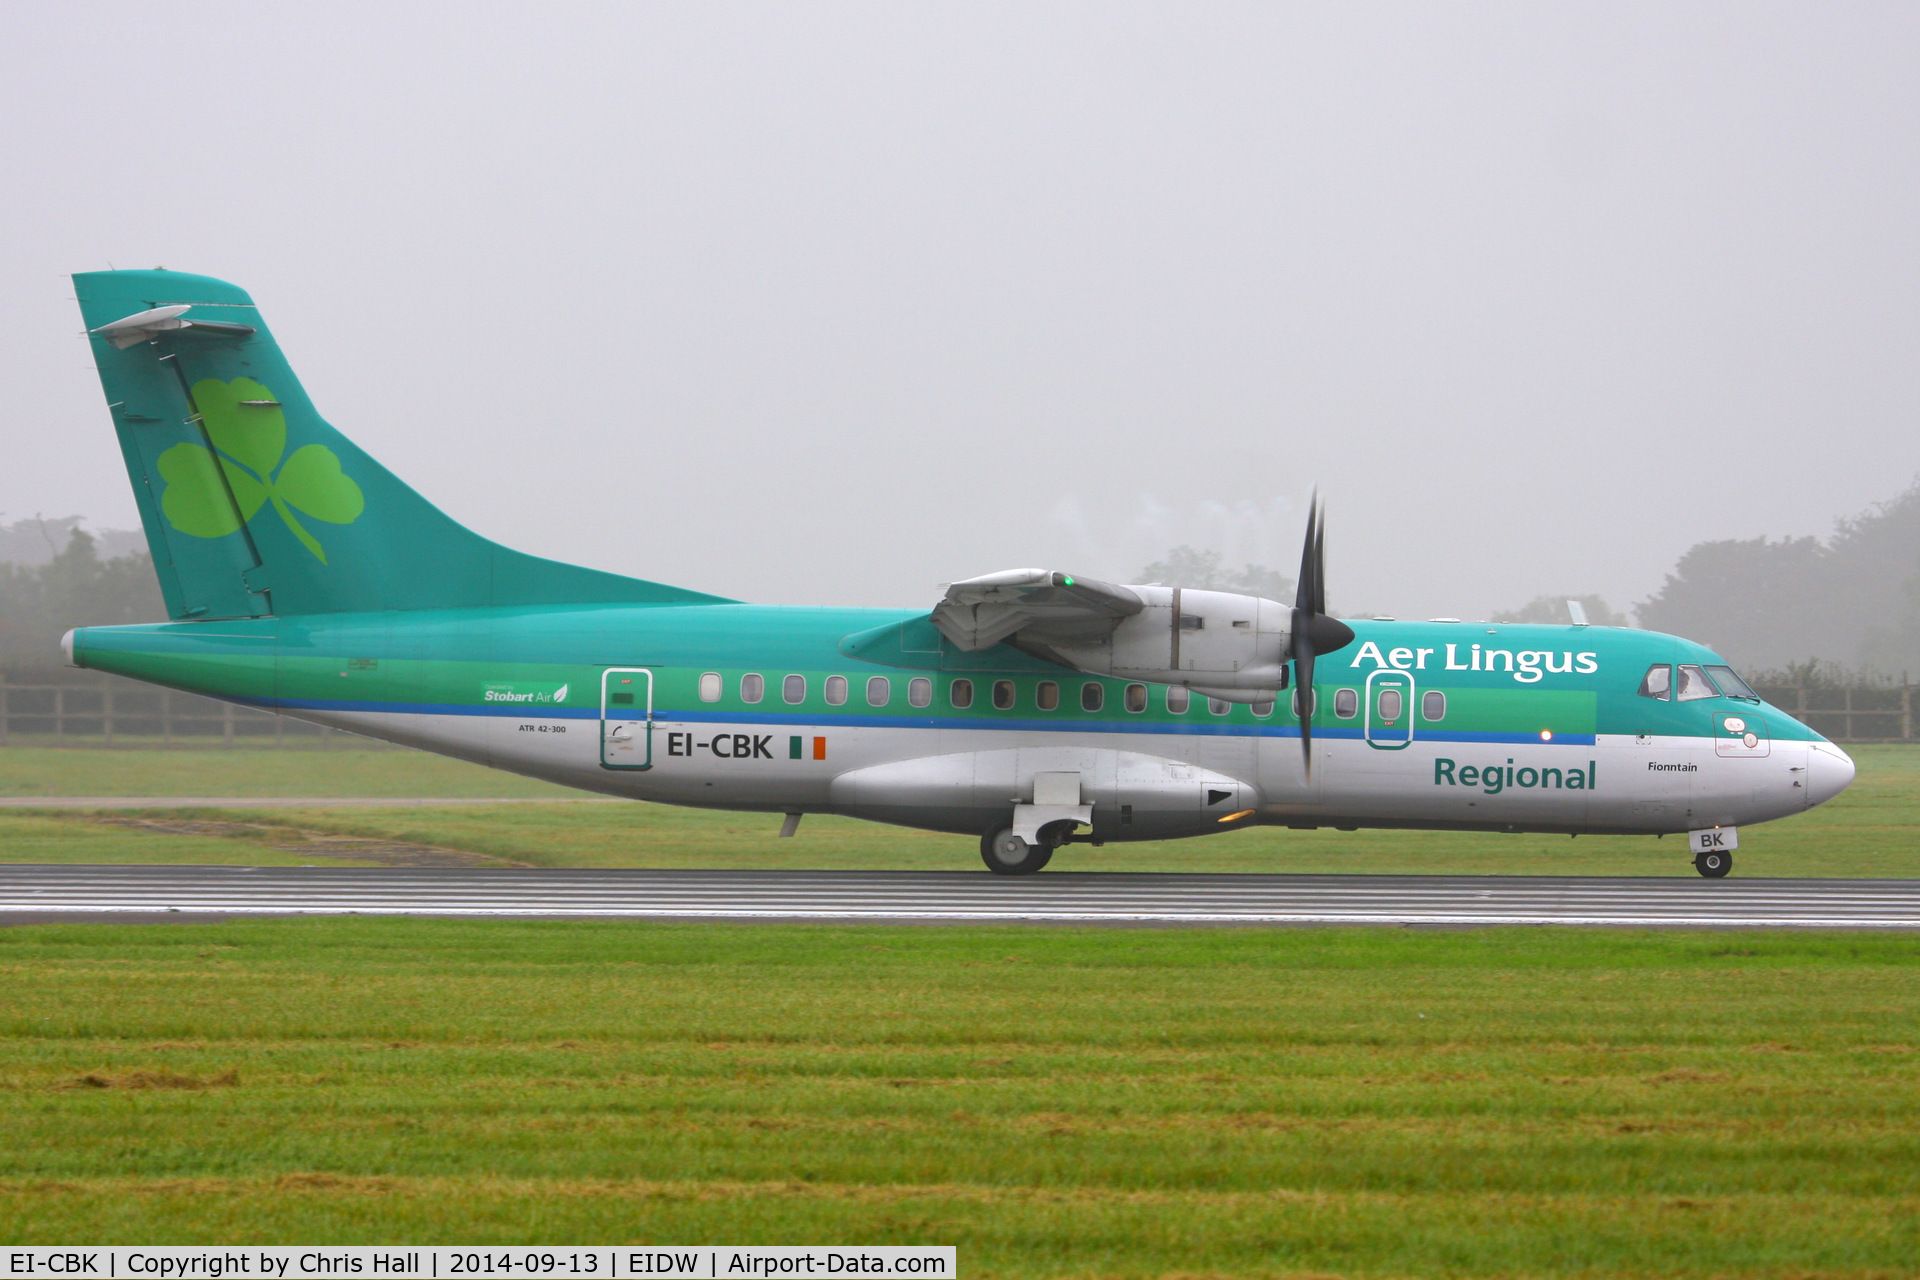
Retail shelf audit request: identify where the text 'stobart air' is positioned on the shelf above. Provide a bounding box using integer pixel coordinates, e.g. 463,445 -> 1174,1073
65,271 -> 1855,877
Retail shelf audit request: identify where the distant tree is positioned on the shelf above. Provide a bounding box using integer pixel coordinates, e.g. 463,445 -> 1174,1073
1636,535 -> 1828,670
1139,546 -> 1224,587
1492,595 -> 1627,627
0,516 -> 145,566
0,527 -> 165,674
1635,480 -> 1920,673
1139,546 -> 1294,601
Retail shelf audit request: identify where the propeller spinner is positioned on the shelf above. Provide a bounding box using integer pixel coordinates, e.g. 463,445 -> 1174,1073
1289,495 -> 1355,777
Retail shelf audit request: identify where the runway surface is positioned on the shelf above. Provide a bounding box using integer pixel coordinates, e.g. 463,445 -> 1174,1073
1,866 -> 1917,927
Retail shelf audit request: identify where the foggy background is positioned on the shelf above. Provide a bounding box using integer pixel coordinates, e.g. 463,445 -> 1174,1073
5,2 -> 1919,623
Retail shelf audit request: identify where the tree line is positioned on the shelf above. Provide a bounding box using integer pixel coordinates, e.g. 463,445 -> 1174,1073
1145,481 -> 1920,680
0,528 -> 163,675
1634,481 -> 1920,677
8,484 -> 1919,681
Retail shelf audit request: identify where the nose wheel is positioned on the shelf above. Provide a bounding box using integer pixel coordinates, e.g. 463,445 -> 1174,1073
1693,848 -> 1732,878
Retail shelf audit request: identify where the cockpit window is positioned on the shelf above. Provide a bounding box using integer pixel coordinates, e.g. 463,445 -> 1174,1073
1638,664 -> 1672,701
1705,665 -> 1758,700
1676,664 -> 1719,701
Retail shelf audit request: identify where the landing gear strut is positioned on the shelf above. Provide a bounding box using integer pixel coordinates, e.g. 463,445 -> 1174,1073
1693,847 -> 1732,878
981,826 -> 1057,876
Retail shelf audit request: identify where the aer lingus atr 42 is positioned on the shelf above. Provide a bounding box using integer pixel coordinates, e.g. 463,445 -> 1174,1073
63,271 -> 1855,878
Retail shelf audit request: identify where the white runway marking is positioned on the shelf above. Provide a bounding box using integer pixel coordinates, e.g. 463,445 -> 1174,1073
1,867 -> 1918,927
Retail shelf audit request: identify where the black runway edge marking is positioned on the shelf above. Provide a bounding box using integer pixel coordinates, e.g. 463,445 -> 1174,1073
0,866 -> 1917,928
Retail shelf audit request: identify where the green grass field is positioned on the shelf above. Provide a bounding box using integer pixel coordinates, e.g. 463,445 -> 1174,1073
2,747 -> 1919,1270
0,919 -> 1917,1275
1,744 -> 1916,876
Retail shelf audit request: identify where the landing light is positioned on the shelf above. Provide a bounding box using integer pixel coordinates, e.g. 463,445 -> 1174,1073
1539,729 -> 1553,742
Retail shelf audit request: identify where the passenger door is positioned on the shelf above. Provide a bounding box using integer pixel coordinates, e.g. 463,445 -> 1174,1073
1365,669 -> 1414,750
600,667 -> 654,770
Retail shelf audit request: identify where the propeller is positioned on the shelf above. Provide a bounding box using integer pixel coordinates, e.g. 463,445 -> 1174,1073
1289,494 -> 1355,777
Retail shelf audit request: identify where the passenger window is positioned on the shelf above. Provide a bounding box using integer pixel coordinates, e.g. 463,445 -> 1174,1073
783,674 -> 806,704
1124,683 -> 1148,713
1333,688 -> 1358,718
1036,681 -> 1059,710
1677,664 -> 1718,701
740,673 -> 764,704
1378,689 -> 1404,721
950,678 -> 974,709
992,680 -> 1015,710
1081,683 -> 1103,712
908,677 -> 932,708
1252,699 -> 1274,717
698,672 -> 722,703
1638,664 -> 1671,700
1166,686 -> 1190,714
824,675 -> 847,706
1706,665 -> 1758,700
1422,690 -> 1446,721
1292,687 -> 1317,718
866,676 -> 891,706
1208,697 -> 1230,715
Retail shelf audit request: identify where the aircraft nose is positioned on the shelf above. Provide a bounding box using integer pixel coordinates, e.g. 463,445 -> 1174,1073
1805,742 -> 1857,808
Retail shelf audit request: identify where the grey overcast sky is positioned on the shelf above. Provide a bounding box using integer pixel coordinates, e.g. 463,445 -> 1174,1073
5,2 -> 1918,618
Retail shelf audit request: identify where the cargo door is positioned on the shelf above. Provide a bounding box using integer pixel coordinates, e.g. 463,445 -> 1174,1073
600,668 -> 653,770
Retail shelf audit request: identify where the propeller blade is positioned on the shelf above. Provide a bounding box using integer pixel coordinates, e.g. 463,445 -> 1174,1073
1312,509 -> 1327,616
1295,637 -> 1315,777
1292,495 -> 1321,776
1287,493 -> 1350,779
1294,495 -> 1320,617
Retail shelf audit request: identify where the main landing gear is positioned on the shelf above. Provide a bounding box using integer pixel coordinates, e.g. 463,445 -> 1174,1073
981,824 -> 1070,876
1693,847 -> 1732,878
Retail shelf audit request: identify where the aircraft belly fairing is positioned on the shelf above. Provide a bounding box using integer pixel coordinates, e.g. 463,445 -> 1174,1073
830,746 -> 1257,843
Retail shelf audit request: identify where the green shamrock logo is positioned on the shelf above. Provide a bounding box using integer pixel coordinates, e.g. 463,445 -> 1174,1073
156,377 -> 364,564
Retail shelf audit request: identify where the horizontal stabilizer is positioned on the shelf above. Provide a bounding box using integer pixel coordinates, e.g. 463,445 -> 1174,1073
91,304 -> 257,348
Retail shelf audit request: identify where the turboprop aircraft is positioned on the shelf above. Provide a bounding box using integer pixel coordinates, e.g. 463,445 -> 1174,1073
62,270 -> 1855,877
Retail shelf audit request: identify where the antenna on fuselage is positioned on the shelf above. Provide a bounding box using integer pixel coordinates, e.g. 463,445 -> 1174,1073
1566,600 -> 1589,627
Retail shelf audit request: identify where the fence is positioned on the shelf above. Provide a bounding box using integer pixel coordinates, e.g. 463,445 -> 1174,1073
0,676 -> 383,747
1749,680 -> 1915,744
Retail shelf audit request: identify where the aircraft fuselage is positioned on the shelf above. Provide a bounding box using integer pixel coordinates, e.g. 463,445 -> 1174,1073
66,603 -> 1855,844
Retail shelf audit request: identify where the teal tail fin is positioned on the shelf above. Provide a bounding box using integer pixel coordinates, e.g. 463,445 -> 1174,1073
74,270 -> 727,619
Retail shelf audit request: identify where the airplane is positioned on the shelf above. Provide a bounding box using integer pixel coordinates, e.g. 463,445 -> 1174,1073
60,270 -> 1856,878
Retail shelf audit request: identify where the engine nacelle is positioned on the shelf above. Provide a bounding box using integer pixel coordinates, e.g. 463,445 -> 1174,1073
1042,586 -> 1290,698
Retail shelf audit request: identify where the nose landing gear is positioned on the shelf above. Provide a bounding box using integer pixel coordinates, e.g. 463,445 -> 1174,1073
1693,847 -> 1732,878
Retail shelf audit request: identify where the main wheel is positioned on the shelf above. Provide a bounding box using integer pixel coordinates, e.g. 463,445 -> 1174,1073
981,827 -> 1054,876
1694,848 -> 1732,878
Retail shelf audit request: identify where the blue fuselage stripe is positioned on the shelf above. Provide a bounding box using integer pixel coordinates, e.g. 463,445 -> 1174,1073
254,696 -> 1597,746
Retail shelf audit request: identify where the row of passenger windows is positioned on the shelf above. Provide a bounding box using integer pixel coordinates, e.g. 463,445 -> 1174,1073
695,672 -> 1448,721
1335,688 -> 1449,722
